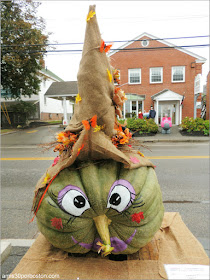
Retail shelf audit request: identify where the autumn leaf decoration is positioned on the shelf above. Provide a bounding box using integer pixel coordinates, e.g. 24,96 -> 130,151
107,69 -> 112,83
51,217 -> 63,230
111,125 -> 132,147
42,173 -> 50,185
54,131 -> 79,154
131,212 -> 144,224
86,10 -> 96,22
82,115 -> 97,130
130,156 -> 140,164
76,93 -> 82,104
100,39 -> 112,53
113,69 -> 120,84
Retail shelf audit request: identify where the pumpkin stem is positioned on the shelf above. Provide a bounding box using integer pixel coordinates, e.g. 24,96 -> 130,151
93,214 -> 114,256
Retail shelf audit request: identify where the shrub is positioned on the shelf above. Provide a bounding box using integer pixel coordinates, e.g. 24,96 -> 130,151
127,118 -> 158,134
181,117 -> 209,135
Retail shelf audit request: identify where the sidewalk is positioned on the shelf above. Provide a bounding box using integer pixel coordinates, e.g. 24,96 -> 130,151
135,126 -> 209,143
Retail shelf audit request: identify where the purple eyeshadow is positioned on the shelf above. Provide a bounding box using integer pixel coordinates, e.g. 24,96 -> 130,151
58,185 -> 88,202
108,179 -> 135,201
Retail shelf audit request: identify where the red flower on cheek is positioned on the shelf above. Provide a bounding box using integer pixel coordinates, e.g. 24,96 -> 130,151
51,217 -> 63,230
131,212 -> 144,224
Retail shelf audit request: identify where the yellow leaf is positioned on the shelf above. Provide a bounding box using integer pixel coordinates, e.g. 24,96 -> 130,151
93,125 -> 104,132
107,69 -> 112,83
86,10 -> 96,22
76,93 -> 82,104
42,173 -> 50,185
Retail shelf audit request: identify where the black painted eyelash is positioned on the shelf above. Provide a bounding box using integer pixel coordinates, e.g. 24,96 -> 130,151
132,195 -> 145,208
121,195 -> 145,218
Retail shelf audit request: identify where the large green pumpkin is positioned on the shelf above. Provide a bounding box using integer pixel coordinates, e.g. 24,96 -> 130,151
36,159 -> 164,255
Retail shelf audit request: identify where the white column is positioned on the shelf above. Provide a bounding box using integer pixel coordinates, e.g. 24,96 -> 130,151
175,101 -> 178,125
62,97 -> 68,125
136,100 -> 138,117
179,100 -> 182,125
123,102 -> 125,119
155,100 -> 159,124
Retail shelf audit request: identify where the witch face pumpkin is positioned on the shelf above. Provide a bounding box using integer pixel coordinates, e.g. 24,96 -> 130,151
36,159 -> 164,255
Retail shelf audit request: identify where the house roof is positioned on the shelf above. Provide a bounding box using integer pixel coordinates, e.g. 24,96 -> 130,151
45,81 -> 78,100
151,89 -> 183,100
39,68 -> 64,82
109,32 -> 206,63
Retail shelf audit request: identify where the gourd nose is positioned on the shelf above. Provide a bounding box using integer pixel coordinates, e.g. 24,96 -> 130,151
93,214 -> 114,256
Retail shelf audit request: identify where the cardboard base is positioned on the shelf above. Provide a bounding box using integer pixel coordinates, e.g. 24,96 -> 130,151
9,213 -> 209,279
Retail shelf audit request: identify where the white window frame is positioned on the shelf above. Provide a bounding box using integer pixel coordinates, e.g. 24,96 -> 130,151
128,68 -> 141,84
171,66 -> 185,83
150,67 -> 163,84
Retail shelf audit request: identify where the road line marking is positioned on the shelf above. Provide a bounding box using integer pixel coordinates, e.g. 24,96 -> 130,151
0,156 -> 209,160
0,157 -> 54,160
26,130 -> 38,134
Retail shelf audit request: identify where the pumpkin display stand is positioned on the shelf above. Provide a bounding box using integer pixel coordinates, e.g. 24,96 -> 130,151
10,213 -> 209,280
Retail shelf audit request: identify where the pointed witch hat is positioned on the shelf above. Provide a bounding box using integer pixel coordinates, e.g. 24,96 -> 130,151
32,5 -> 154,216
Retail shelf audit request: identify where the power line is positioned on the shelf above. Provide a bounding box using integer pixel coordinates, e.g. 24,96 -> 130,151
1,35 -> 210,48
2,44 -> 209,55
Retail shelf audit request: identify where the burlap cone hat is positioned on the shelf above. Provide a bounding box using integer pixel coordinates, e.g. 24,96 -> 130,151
32,5 -> 154,213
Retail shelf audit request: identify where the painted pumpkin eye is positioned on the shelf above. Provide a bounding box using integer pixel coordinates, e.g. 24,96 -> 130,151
58,185 -> 90,217
107,179 -> 135,212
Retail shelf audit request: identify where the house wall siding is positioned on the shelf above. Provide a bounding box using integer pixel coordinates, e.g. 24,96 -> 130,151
39,78 -> 73,120
110,36 -> 203,119
206,72 -> 210,120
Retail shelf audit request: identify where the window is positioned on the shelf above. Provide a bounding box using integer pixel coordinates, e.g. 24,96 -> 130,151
141,39 -> 149,47
128,68 -> 141,84
172,66 -> 185,82
150,67 -> 163,83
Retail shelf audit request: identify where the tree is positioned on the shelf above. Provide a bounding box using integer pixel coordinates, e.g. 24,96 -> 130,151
10,100 -> 37,123
1,0 -> 49,99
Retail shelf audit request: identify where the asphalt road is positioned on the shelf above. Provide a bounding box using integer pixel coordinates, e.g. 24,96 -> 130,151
1,125 -> 209,242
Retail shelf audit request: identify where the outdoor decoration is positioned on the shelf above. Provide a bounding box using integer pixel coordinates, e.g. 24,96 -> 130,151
32,5 -> 164,257
35,159 -> 164,256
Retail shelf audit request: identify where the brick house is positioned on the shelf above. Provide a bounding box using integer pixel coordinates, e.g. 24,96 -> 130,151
205,72 -> 210,120
109,32 -> 206,125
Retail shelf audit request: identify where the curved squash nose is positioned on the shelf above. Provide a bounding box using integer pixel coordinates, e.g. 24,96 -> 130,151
93,214 -> 114,256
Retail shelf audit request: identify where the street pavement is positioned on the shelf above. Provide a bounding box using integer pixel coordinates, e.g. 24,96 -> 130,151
1,125 -> 209,277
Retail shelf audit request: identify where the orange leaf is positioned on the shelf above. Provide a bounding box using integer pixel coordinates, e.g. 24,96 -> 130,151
100,40 -> 105,53
82,120 -> 90,130
90,115 -> 97,128
104,44 -> 112,53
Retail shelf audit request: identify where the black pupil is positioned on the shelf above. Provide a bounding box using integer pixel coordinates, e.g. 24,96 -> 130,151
74,195 -> 85,208
110,193 -> 121,206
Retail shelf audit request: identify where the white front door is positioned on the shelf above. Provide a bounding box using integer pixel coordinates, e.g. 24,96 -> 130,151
159,102 -> 179,125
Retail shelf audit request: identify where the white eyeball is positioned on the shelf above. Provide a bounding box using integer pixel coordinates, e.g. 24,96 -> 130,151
58,186 -> 90,217
107,180 -> 135,212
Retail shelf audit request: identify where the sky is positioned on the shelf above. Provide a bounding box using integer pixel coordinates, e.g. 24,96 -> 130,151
37,1 -> 209,85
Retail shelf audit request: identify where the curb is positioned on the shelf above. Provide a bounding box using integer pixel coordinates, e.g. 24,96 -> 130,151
2,239 -> 35,247
0,131 -> 18,136
1,241 -> 12,264
1,239 -> 35,264
135,138 -> 209,143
